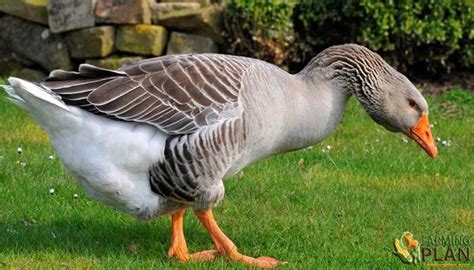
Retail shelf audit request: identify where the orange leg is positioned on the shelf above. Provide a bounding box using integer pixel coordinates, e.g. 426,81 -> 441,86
167,208 -> 218,262
194,209 -> 285,268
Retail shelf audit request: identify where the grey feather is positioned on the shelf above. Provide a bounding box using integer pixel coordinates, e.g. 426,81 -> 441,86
41,54 -> 254,135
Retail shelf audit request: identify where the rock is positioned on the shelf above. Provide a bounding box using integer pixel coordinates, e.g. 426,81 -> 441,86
0,16 -> 72,71
47,0 -> 95,33
66,26 -> 115,58
0,57 -> 46,81
96,0 -> 151,24
116,25 -> 167,56
166,32 -> 217,55
150,2 -> 200,20
17,68 -> 47,81
157,0 -> 210,7
155,6 -> 223,41
86,56 -> 144,70
0,0 -> 48,25
0,42 -> 35,68
0,58 -> 23,76
0,37 -> 35,69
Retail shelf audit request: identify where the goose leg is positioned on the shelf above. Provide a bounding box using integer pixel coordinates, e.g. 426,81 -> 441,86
194,209 -> 285,268
167,208 -> 219,262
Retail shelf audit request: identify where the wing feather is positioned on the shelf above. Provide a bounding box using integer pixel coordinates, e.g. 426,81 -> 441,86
41,54 -> 254,135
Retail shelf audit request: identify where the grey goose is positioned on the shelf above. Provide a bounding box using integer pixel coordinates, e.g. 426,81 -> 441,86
4,44 -> 437,268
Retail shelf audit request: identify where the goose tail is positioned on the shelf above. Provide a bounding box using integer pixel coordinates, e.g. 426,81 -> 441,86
3,77 -> 70,112
2,77 -> 75,131
2,82 -> 28,109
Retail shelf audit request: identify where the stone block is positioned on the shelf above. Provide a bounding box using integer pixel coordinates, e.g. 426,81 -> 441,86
150,2 -> 200,20
157,0 -> 210,7
0,59 -> 46,81
166,32 -> 217,55
0,16 -> 72,71
0,42 -> 35,68
96,0 -> 151,24
0,58 -> 23,76
0,0 -> 48,25
116,24 -> 167,56
66,26 -> 115,58
17,67 -> 47,81
47,0 -> 95,33
155,6 -> 223,41
86,56 -> 144,70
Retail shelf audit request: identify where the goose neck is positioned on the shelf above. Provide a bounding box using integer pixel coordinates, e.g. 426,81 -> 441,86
273,74 -> 351,153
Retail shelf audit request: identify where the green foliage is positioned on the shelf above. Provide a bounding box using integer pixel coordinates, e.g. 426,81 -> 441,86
224,0 -> 474,74
223,0 -> 297,68
296,0 -> 474,73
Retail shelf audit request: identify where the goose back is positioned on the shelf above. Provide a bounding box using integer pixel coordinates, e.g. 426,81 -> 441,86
41,54 -> 255,135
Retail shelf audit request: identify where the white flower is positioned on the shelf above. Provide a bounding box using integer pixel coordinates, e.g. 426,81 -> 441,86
325,145 -> 332,150
429,124 -> 434,128
49,188 -> 55,194
402,137 -> 409,143
436,137 -> 441,142
48,155 -> 54,160
17,147 -> 22,154
73,193 -> 78,199
20,162 -> 26,167
441,140 -> 452,147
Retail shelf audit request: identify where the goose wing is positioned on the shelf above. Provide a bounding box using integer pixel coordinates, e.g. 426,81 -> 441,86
41,54 -> 254,135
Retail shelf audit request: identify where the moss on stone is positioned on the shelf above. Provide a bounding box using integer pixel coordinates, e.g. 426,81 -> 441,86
66,26 -> 115,58
116,24 -> 168,56
0,0 -> 48,24
86,56 -> 144,70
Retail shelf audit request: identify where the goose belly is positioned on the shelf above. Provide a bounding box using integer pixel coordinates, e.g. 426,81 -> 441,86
46,108 -> 176,219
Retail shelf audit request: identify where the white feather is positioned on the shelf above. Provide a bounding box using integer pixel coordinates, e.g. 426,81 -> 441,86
2,84 -> 24,101
8,77 -> 70,111
51,108 -> 174,219
4,77 -> 178,219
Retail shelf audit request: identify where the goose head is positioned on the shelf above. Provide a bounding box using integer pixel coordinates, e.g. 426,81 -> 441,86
309,44 -> 438,157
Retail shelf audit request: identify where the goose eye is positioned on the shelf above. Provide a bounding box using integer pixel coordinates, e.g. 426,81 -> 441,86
408,100 -> 417,108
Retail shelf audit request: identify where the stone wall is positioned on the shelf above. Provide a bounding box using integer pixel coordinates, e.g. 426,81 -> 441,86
0,0 -> 222,81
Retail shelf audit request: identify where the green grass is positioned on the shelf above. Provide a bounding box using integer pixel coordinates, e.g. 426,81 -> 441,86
0,87 -> 472,269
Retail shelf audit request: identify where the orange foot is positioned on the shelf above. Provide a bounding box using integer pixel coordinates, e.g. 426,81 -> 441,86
168,247 -> 219,262
194,209 -> 286,268
168,209 -> 218,262
168,208 -> 285,268
228,254 -> 285,268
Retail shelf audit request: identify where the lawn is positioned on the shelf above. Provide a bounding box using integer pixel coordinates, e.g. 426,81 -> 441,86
0,86 -> 472,269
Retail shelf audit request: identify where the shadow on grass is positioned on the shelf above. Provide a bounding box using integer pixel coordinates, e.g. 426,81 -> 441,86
0,216 -> 212,260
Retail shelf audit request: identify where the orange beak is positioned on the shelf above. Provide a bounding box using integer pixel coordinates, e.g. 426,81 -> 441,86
405,113 -> 438,158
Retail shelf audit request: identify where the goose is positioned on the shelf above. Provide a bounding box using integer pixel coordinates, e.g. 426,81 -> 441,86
3,44 -> 437,268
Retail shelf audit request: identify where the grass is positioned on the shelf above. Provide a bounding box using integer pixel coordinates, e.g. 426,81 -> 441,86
0,86 -> 472,269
